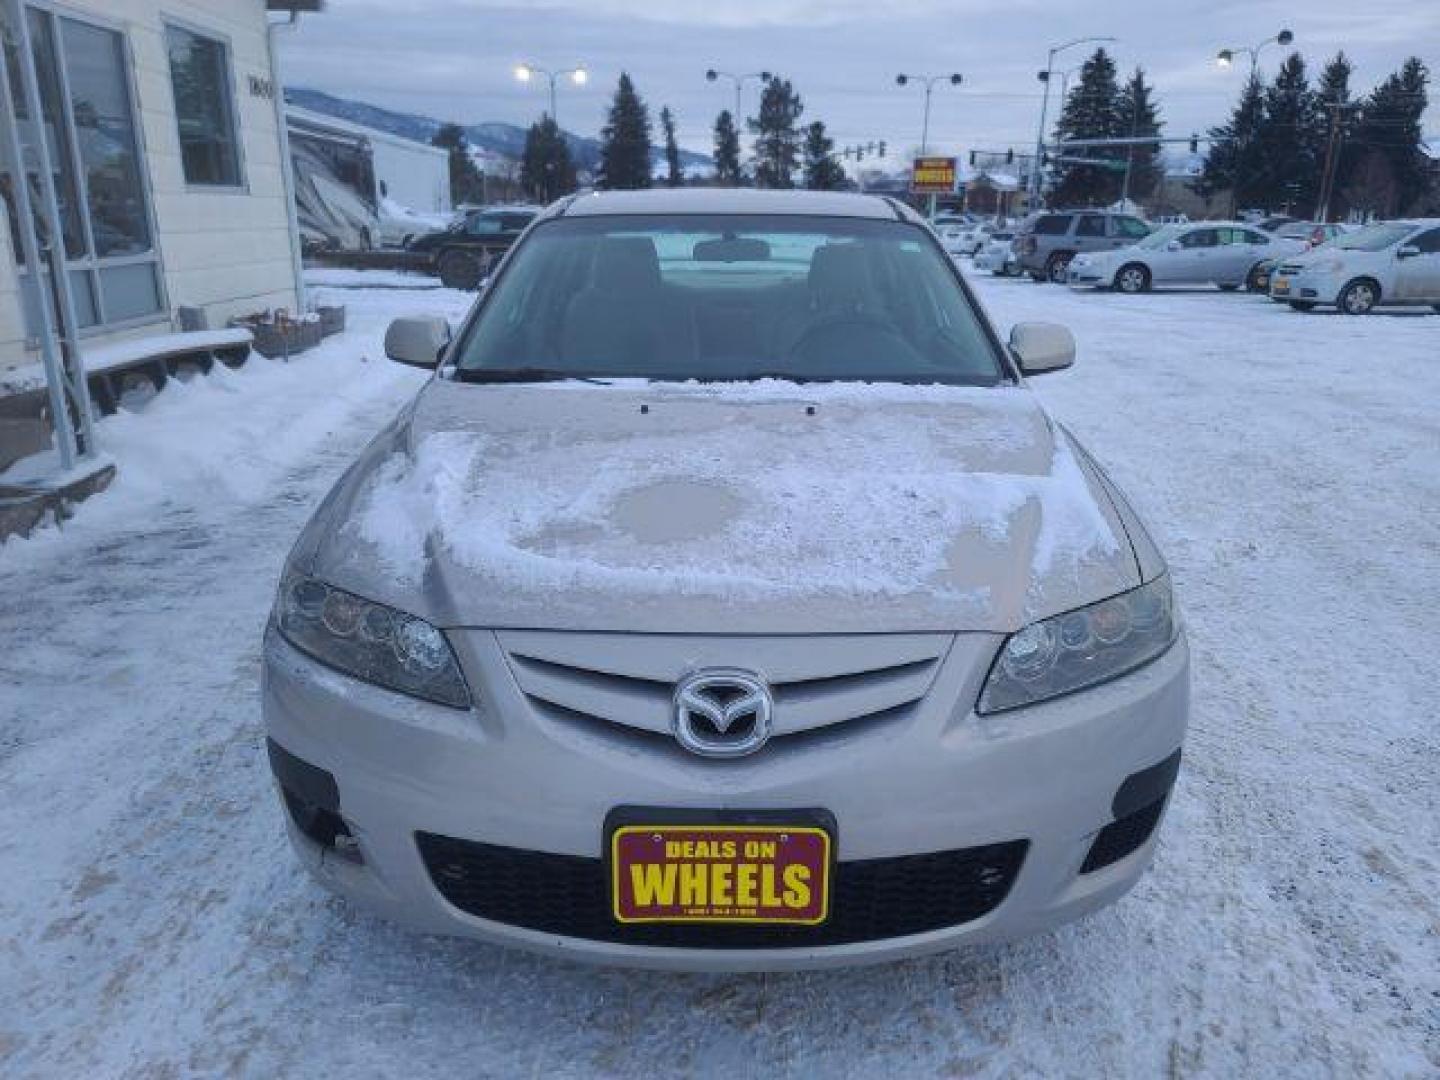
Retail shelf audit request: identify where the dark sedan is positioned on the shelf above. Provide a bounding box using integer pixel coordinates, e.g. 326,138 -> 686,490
407,206 -> 539,289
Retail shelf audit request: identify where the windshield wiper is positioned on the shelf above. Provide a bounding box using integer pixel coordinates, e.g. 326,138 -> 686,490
453,367 -> 611,385
694,371 -> 826,384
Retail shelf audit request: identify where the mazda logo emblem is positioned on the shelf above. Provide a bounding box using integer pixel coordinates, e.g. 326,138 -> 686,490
672,669 -> 773,758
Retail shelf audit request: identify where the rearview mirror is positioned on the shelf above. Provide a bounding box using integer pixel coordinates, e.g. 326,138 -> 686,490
1396,244 -> 1420,259
384,316 -> 451,369
1009,322 -> 1075,376
694,237 -> 771,262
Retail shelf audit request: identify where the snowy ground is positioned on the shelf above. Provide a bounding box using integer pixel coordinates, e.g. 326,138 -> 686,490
2,269 -> 1437,1077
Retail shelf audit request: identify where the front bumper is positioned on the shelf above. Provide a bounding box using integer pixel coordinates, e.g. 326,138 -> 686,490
1270,269 -> 1341,303
1067,263 -> 1111,288
262,625 -> 1189,971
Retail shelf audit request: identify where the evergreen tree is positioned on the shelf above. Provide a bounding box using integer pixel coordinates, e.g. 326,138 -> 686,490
712,110 -> 742,186
1049,48 -> 1124,207
1117,68 -> 1163,204
1197,73 -> 1267,210
660,106 -> 683,187
1346,57 -> 1430,216
1256,53 -> 1320,212
802,121 -> 847,190
598,73 -> 653,190
431,122 -> 484,204
520,117 -> 577,204
749,77 -> 804,188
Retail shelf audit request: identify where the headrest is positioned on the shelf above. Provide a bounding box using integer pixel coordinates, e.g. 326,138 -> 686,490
807,243 -> 872,307
594,236 -> 661,293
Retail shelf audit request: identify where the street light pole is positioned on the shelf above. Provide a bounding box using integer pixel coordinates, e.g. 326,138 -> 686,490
895,72 -> 962,156
515,62 -> 588,127
895,72 -> 962,216
705,69 -> 772,123
1214,29 -> 1293,216
1030,36 -> 1117,206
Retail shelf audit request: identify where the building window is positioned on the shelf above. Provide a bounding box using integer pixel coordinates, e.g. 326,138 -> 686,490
165,24 -> 241,187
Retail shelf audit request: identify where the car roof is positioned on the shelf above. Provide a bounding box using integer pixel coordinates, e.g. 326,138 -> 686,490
540,188 -> 918,222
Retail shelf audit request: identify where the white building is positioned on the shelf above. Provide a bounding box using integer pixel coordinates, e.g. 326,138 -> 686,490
0,0 -> 310,382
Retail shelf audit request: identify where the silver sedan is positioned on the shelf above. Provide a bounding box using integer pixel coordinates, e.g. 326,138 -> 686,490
263,189 -> 1189,971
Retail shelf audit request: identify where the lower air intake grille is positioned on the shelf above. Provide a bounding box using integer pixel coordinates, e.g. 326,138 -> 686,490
416,833 -> 1027,948
1080,798 -> 1166,874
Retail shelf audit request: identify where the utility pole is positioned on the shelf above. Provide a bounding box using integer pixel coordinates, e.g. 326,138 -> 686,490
1314,99 -> 1358,222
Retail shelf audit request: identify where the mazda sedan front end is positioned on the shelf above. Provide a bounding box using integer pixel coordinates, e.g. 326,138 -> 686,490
262,189 -> 1189,971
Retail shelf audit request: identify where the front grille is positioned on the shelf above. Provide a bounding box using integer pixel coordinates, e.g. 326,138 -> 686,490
1080,798 -> 1166,874
1278,262 -> 1305,274
498,630 -> 951,742
417,833 -> 1027,948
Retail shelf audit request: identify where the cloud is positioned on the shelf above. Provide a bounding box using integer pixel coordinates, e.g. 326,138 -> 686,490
279,0 -> 1437,157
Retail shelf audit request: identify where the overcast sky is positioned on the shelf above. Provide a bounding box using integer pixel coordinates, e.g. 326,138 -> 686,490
280,0 -> 1437,167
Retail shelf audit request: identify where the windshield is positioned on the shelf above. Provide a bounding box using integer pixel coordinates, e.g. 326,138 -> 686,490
1133,225 -> 1182,249
452,214 -> 1006,385
1332,223 -> 1414,251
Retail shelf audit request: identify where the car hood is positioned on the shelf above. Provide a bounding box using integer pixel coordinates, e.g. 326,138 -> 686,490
298,378 -> 1139,634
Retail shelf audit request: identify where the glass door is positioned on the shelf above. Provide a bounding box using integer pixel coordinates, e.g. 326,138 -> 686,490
2,4 -> 164,336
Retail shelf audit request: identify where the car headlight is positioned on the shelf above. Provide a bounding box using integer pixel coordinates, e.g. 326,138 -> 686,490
977,574 -> 1178,714
1307,258 -> 1345,274
274,570 -> 471,708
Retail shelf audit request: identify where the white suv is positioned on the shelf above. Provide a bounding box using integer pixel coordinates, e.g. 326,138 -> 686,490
1270,219 -> 1440,314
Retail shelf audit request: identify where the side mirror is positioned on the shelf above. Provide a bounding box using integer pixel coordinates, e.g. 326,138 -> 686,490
384,316 -> 451,369
1009,322 -> 1075,376
1166,240 -> 1181,251
1396,244 -> 1420,259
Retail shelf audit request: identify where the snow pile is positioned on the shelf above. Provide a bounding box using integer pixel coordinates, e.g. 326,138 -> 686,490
354,384 -> 1118,612
2,274 -> 474,550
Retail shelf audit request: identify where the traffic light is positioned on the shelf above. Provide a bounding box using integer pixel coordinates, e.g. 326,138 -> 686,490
1189,134 -> 1199,154
969,151 -> 977,166
877,140 -> 886,157
1005,149 -> 1014,164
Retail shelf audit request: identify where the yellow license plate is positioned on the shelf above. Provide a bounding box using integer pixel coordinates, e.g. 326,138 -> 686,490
611,823 -> 831,925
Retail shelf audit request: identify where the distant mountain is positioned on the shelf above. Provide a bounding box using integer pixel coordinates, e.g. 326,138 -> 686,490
284,86 -> 710,174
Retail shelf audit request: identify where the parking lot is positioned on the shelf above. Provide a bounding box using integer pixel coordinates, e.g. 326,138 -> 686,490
1,268 -> 1437,1077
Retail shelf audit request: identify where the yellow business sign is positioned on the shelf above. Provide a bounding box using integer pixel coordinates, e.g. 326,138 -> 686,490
911,156 -> 958,194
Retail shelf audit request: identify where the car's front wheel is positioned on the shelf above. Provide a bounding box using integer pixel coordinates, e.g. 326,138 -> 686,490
1245,262 -> 1269,292
438,249 -> 485,290
1338,278 -> 1379,315
1045,252 -> 1073,284
1115,263 -> 1150,294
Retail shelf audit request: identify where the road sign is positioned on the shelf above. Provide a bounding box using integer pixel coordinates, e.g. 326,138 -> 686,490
911,156 -> 957,194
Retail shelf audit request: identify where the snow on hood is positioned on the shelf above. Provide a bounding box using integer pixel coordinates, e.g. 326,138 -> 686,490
312,379 -> 1137,633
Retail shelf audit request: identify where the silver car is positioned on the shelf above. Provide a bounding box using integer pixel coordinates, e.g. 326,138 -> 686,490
263,189 -> 1190,971
1068,221 -> 1302,293
1269,219 -> 1440,314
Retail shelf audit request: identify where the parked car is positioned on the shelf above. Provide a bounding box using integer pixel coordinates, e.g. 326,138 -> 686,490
1247,222 -> 1350,292
407,206 -> 541,289
1068,222 -> 1303,293
376,198 -> 457,250
973,230 -> 1019,275
1269,219 -> 1440,314
264,188 -> 1189,971
931,213 -> 975,255
1014,210 -> 1152,282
